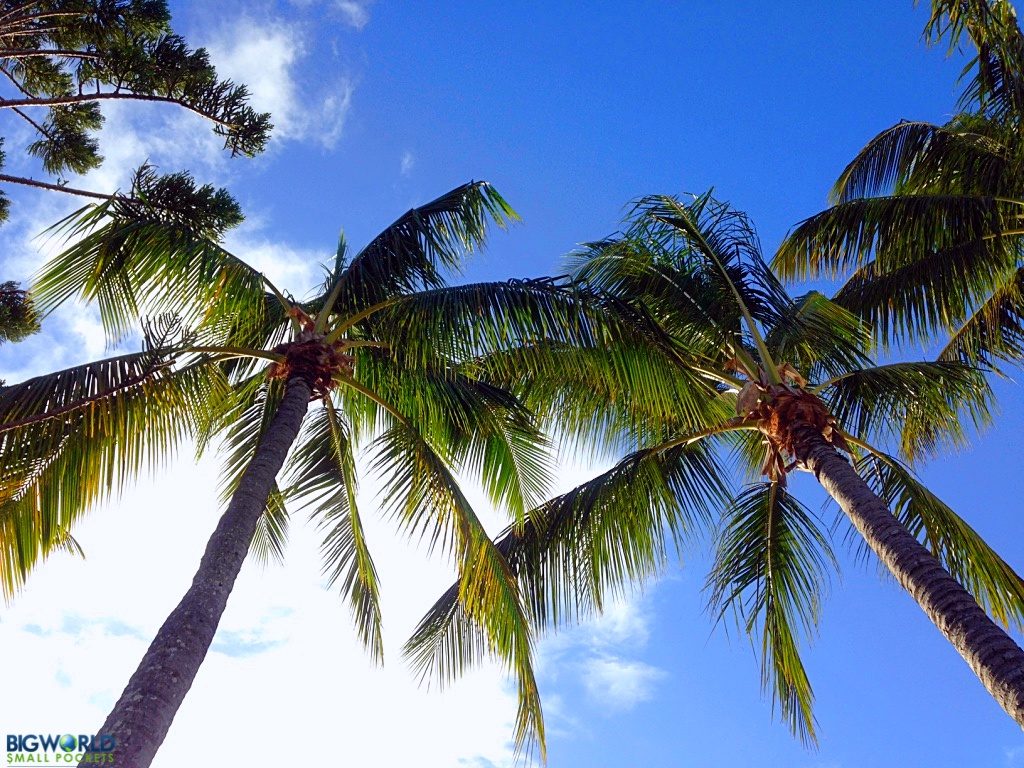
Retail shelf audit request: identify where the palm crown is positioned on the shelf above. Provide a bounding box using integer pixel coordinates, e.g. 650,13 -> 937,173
412,191 -> 1024,745
0,177 -> 627,762
774,0 -> 1024,368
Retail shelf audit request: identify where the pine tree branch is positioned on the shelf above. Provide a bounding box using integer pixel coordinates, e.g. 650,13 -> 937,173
0,172 -> 113,200
0,10 -> 93,28
10,105 -> 50,137
0,48 -> 101,59
0,92 -> 242,130
0,64 -> 39,99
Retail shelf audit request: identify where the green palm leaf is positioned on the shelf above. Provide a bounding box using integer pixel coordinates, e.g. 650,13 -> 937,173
370,420 -> 544,758
283,400 -> 382,659
925,0 -> 1024,120
329,182 -> 518,315
707,482 -> 837,745
0,354 -> 228,597
856,451 -> 1024,630
764,291 -> 871,380
831,118 -> 1009,203
819,361 -> 993,461
34,167 -> 265,341
406,436 -> 730,685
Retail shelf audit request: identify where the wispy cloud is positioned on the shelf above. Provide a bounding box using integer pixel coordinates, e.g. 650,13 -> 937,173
581,656 -> 666,710
535,593 -> 668,718
334,0 -> 373,30
400,150 -> 416,176
22,614 -> 148,641
211,629 -> 283,658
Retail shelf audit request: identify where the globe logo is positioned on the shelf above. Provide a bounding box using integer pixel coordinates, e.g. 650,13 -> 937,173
59,734 -> 77,752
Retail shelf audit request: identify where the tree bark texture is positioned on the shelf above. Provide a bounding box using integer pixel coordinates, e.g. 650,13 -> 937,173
794,426 -> 1024,729
84,376 -> 312,768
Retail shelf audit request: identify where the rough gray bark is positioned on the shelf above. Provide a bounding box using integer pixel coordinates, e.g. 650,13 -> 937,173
794,426 -> 1024,729
85,376 -> 312,768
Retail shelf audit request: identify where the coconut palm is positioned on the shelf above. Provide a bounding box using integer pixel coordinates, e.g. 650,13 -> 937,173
2,175 -> 608,767
410,191 -> 1024,744
773,0 -> 1024,367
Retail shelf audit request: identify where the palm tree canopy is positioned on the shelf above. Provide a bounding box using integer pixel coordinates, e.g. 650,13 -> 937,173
774,2 -> 1024,368
0,179 -> 632,758
411,191 -> 1024,745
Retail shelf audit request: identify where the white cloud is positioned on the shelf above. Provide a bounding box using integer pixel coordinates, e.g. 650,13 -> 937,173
533,592 -> 667,720
401,150 -> 416,176
205,18 -> 355,149
334,0 -> 373,30
582,656 -> 666,711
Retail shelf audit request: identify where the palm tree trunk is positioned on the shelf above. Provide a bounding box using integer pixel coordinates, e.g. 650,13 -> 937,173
794,426 -> 1024,728
84,376 -> 312,768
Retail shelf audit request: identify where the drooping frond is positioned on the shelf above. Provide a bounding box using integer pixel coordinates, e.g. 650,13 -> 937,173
283,399 -> 382,660
329,182 -> 518,315
831,118 -> 1010,203
370,420 -> 544,758
924,0 -> 1024,119
249,484 -> 289,566
819,361 -> 993,461
342,349 -> 553,526
476,340 -> 728,457
776,194 -> 1019,282
855,451 -> 1024,630
707,482 -> 837,745
0,355 -> 228,598
938,265 -> 1024,366
831,246 -> 1020,349
405,436 -> 730,693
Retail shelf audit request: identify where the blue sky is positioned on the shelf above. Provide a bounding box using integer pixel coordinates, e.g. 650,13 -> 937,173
2,2 -> 1024,767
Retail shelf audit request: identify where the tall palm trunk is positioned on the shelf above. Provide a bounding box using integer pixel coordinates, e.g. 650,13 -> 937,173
85,376 -> 312,768
794,427 -> 1024,728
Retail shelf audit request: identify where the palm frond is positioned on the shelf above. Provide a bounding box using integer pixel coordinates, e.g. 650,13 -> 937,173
355,277 -> 608,370
855,451 -> 1024,630
830,243 -> 1020,348
569,237 -> 743,361
925,0 -> 1024,120
775,194 -> 1019,284
475,340 -> 728,458
373,420 -> 544,758
249,484 -> 289,566
938,265 -> 1024,367
707,482 -> 837,745
627,192 -> 791,333
831,118 -> 1010,203
0,357 -> 228,598
342,351 -> 553,525
329,182 -> 518,315
765,291 -> 871,380
406,436 -> 730,699
820,361 -> 993,462
283,399 -> 382,660
213,377 -> 309,569
35,179 -> 266,341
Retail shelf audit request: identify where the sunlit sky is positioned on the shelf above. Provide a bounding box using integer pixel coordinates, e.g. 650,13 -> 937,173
2,2 -> 1024,766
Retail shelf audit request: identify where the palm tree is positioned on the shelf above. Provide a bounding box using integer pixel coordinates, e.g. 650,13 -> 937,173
773,0 -> 1024,367
3,177 -> 605,766
410,192 -> 1024,743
